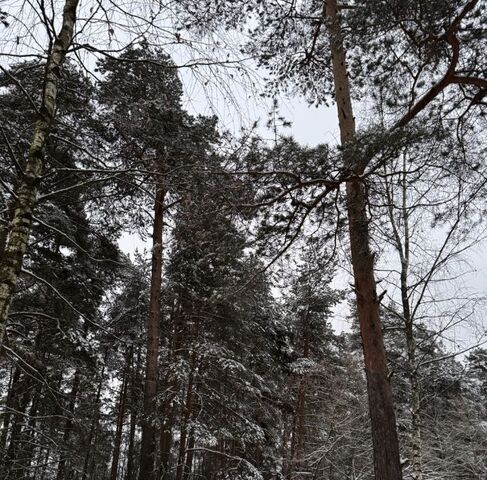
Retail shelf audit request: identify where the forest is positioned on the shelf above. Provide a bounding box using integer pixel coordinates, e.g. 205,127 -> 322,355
0,0 -> 486,479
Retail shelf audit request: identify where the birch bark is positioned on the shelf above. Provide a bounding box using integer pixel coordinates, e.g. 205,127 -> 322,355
384,157 -> 422,479
0,0 -> 80,346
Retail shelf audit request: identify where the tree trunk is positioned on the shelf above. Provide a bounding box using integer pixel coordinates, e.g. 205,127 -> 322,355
125,407 -> 138,480
38,447 -> 51,480
385,157 -> 422,480
126,347 -> 141,480
0,192 -> 15,261
81,363 -> 106,480
403,269 -> 421,480
0,0 -> 80,346
158,300 -> 181,480
159,371 -> 177,479
138,186 -> 166,480
282,415 -> 292,479
175,353 -> 196,480
289,305 -> 309,479
56,369 -> 80,480
290,379 -> 306,479
0,365 -> 20,456
400,182 -> 422,480
2,372 -> 31,478
110,358 -> 130,480
19,381 -> 42,475
182,429 -> 195,480
325,1 -> 403,479
408,352 -> 422,480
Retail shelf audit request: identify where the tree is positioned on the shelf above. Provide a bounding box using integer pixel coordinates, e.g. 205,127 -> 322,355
280,252 -> 343,479
375,135 -> 486,479
0,0 -> 80,344
0,59 -> 123,480
174,2 -> 486,476
0,2 -> 485,479
98,45 -> 185,480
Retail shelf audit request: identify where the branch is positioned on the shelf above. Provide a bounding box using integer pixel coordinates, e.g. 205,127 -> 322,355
418,336 -> 487,368
394,0 -> 480,130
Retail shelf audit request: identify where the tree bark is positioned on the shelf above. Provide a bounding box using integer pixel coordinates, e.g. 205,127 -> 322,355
110,356 -> 130,480
19,381 -> 42,475
175,351 -> 196,480
0,365 -> 20,456
408,340 -> 422,480
0,0 -> 80,346
158,379 -> 176,479
126,347 -> 141,480
400,202 -> 422,480
401,247 -> 422,480
325,1 -> 403,479
290,379 -> 306,479
56,369 -> 80,480
2,372 -> 31,478
158,300 -> 182,479
38,447 -> 51,480
80,404 -> 101,480
138,186 -> 166,480
385,157 -> 422,480
289,305 -> 309,479
81,362 -> 106,480
282,415 -> 292,479
182,428 -> 195,480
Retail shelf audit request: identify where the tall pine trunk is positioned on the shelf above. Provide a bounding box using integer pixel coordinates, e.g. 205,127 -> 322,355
110,352 -> 130,480
0,0 -> 80,345
126,346 -> 141,480
138,187 -> 166,480
182,429 -> 195,480
289,305 -> 309,479
325,1 -> 403,478
19,382 -> 42,474
81,363 -> 106,480
2,372 -> 31,477
0,365 -> 20,457
158,300 -> 183,479
56,369 -> 80,480
175,351 -> 196,480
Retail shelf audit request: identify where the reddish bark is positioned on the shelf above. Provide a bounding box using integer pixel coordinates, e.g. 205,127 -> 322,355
325,1 -> 403,478
138,187 -> 166,480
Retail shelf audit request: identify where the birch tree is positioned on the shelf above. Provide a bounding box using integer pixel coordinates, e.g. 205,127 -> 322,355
375,136 -> 487,479
0,0 -> 80,346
